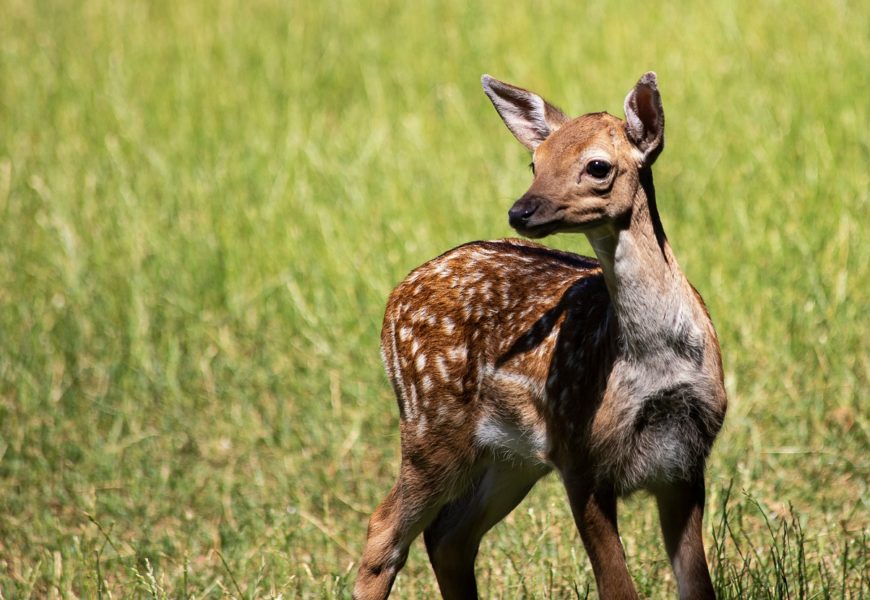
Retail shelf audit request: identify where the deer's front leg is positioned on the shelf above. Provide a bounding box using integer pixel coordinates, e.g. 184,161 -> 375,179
654,479 -> 715,600
562,474 -> 639,600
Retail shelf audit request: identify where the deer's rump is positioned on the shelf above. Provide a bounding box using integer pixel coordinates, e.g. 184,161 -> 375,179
378,239 -> 606,461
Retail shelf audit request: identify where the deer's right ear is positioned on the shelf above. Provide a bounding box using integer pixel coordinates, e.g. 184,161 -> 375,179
481,75 -> 569,151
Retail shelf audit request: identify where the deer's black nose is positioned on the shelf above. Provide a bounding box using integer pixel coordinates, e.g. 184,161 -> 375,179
508,196 -> 540,229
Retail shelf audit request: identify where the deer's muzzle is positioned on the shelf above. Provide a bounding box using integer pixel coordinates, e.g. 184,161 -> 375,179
508,194 -> 544,229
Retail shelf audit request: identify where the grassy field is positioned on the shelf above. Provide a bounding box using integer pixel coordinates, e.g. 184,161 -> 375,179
1,0 -> 868,597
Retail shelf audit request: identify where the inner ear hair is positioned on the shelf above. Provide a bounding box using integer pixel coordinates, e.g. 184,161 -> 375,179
624,72 -> 664,164
482,74 -> 569,151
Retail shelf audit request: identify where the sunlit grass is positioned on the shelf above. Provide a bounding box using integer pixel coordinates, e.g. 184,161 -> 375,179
0,0 -> 867,597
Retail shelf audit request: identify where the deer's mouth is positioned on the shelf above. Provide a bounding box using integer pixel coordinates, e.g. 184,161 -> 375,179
513,212 -> 608,238
512,220 -> 561,238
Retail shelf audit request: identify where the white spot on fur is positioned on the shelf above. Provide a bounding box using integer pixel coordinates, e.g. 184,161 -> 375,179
499,283 -> 511,308
442,317 -> 455,335
416,414 -> 428,436
433,262 -> 452,278
435,355 -> 450,381
407,381 -> 419,416
389,318 -> 413,419
415,353 -> 427,372
487,366 -> 545,398
533,341 -> 552,359
480,281 -> 493,301
447,345 -> 467,362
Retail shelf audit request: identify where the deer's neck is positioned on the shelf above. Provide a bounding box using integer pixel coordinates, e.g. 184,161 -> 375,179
587,170 -> 703,361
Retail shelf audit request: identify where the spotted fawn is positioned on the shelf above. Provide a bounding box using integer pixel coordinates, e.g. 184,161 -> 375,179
354,73 -> 727,600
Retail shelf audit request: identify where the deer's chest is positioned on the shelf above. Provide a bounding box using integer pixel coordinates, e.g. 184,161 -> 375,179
544,352 -> 723,490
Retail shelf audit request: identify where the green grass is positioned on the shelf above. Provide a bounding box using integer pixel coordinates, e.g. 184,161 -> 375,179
1,0 -> 867,597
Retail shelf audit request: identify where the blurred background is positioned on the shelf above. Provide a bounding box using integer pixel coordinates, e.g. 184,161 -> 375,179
0,0 -> 867,597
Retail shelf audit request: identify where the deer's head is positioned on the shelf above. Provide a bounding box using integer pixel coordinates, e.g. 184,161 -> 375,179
482,73 -> 665,238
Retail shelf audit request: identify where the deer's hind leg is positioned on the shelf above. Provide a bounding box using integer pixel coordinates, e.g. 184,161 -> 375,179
423,460 -> 549,600
354,406 -> 481,600
353,459 -> 454,600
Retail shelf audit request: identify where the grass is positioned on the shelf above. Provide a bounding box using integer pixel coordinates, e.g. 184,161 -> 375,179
0,0 -> 867,597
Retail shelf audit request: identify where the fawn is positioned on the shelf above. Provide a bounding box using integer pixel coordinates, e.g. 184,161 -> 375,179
354,73 -> 727,599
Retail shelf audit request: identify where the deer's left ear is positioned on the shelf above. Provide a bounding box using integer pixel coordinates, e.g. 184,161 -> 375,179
624,72 -> 665,166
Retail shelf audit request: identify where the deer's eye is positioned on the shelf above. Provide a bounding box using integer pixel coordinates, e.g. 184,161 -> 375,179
585,160 -> 612,179
528,161 -> 535,175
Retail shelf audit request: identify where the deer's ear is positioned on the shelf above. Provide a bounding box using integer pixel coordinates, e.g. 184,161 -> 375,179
624,72 -> 665,166
481,75 -> 569,151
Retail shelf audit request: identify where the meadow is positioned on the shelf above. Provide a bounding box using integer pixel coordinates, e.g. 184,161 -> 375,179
0,0 -> 867,597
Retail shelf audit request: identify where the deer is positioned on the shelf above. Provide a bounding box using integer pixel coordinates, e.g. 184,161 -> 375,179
353,72 -> 727,600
